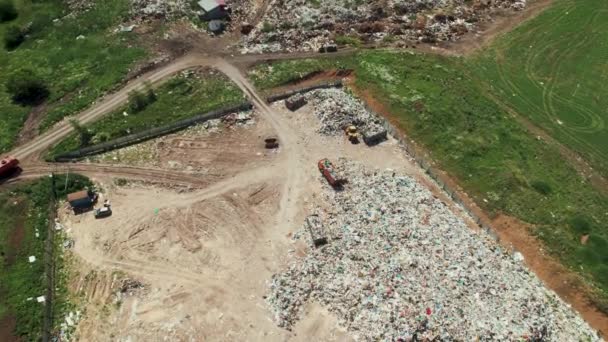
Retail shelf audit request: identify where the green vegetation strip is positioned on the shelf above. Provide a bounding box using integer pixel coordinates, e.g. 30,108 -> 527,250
0,0 -> 146,153
48,72 -> 245,159
0,174 -> 93,340
250,50 -> 608,309
469,0 -> 608,178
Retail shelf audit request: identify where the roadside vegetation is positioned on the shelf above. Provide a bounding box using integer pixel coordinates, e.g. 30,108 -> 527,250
0,0 -> 146,154
249,49 -> 608,310
48,72 -> 245,159
0,174 -> 93,340
469,0 -> 608,178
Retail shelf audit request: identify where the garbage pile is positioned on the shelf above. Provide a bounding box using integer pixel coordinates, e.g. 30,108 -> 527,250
301,88 -> 385,136
268,162 -> 600,341
129,0 -> 254,26
130,0 -> 193,19
241,0 -> 527,53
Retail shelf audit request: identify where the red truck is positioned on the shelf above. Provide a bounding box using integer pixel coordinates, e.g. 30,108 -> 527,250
318,158 -> 344,188
0,156 -> 20,178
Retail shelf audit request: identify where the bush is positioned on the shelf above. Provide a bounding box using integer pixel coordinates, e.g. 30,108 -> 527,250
69,119 -> 93,147
570,215 -> 592,235
6,70 -> 50,106
261,21 -> 274,33
4,25 -> 24,50
128,83 -> 156,113
530,180 -> 552,195
0,0 -> 17,23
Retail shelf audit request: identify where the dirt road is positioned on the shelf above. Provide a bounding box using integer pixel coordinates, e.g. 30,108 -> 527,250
8,55 -> 219,161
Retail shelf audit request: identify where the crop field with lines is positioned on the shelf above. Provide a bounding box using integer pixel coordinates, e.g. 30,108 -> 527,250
470,0 -> 608,177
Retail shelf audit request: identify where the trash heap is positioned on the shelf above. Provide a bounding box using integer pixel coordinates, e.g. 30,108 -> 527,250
130,0 -> 193,19
268,162 -> 601,341
241,0 -> 527,53
302,88 -> 385,136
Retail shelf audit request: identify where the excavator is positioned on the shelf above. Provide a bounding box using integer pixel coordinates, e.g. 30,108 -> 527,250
344,125 -> 359,144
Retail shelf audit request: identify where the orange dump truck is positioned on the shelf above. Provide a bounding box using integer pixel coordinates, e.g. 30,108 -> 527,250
0,156 -> 20,178
318,158 -> 344,187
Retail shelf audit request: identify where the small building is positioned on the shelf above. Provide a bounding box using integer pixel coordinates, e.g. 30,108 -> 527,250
67,190 -> 96,211
198,0 -> 228,21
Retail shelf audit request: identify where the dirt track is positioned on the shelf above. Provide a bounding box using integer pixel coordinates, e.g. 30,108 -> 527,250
60,96 -> 428,340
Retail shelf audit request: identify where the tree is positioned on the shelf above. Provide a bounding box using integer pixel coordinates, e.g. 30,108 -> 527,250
4,25 -> 24,50
69,119 -> 93,147
0,0 -> 17,23
6,70 -> 49,106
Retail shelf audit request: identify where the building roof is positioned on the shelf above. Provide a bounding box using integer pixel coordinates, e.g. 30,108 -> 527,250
67,190 -> 90,202
198,0 -> 224,12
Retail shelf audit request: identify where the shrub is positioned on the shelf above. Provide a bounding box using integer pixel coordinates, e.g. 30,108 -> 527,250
6,70 -> 50,106
4,25 -> 24,50
570,215 -> 592,235
69,120 -> 93,147
261,21 -> 274,33
0,0 -> 17,23
128,83 -> 156,113
335,35 -> 363,47
530,180 -> 552,195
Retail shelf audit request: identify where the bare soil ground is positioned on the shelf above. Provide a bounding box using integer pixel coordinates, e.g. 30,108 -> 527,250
59,97 -> 459,340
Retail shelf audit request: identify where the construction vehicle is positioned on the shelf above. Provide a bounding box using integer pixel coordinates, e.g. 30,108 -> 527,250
94,206 -> 112,219
344,125 -> 360,144
0,156 -> 20,178
318,158 -> 345,188
362,127 -> 388,146
285,95 -> 307,111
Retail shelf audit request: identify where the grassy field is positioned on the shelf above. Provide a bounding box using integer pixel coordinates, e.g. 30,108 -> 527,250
469,0 -> 608,177
249,50 -> 608,309
48,72 -> 245,158
0,174 -> 93,340
0,0 -> 146,154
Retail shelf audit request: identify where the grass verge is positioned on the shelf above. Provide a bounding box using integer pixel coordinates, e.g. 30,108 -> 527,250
468,0 -> 608,178
249,50 -> 608,308
0,174 -> 93,340
47,71 -> 245,159
0,0 -> 146,154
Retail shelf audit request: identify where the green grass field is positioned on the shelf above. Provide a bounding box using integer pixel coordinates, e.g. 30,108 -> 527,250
48,72 -> 245,159
469,0 -> 608,177
0,0 -> 146,154
0,174 -> 93,340
249,49 -> 608,309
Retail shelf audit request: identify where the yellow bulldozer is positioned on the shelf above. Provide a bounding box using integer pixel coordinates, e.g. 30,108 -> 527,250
344,125 -> 360,144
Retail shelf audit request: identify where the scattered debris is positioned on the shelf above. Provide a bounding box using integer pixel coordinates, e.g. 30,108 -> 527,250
268,161 -> 600,340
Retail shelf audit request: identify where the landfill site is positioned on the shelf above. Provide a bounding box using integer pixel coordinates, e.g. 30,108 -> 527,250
56,87 -> 602,341
240,0 -> 528,52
